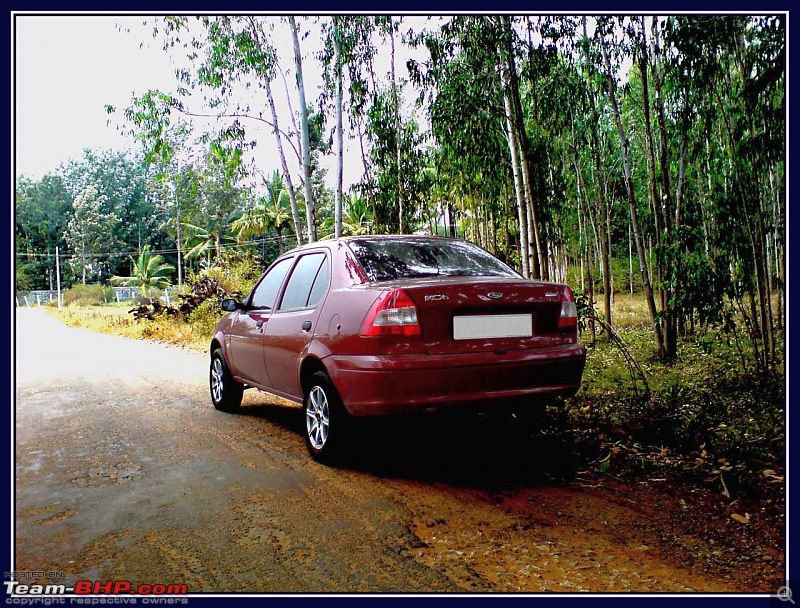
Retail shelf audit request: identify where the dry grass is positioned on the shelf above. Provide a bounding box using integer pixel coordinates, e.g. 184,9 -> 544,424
46,305 -> 211,352
606,292 -> 652,329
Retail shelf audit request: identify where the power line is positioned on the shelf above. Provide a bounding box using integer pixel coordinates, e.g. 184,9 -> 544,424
14,234 -> 299,258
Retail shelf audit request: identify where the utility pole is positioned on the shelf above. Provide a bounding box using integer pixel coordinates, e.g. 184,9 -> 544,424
55,246 -> 62,311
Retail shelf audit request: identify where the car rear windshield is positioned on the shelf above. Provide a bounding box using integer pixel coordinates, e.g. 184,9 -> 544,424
347,237 -> 520,282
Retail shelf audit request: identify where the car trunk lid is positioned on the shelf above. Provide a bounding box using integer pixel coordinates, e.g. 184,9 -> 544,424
381,277 -> 573,355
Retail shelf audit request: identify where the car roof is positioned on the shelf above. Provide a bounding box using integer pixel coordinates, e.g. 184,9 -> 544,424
282,234 -> 467,256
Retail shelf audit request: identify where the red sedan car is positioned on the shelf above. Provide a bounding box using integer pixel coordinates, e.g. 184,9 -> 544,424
210,235 -> 585,461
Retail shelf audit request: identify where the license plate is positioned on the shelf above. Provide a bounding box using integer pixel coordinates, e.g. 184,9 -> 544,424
452,314 -> 533,340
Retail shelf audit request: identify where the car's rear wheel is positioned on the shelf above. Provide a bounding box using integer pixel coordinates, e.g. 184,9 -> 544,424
210,348 -> 244,412
304,371 -> 349,462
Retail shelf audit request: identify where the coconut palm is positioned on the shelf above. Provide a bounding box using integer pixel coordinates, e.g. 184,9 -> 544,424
111,245 -> 175,298
182,223 -> 238,264
232,172 -> 294,253
342,194 -> 372,236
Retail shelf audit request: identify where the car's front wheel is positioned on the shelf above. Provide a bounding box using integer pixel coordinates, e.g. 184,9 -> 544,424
304,371 -> 349,462
210,348 -> 244,412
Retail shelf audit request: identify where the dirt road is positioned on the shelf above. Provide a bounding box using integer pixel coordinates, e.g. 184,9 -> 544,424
14,308 -> 781,592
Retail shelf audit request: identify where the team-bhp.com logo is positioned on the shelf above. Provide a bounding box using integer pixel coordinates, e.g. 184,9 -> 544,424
5,579 -> 187,596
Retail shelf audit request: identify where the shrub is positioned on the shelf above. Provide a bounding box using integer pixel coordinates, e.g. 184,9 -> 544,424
188,251 -> 266,300
187,297 -> 225,338
63,283 -> 114,306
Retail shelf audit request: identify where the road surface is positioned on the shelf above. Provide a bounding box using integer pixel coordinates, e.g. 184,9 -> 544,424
14,308 -> 778,592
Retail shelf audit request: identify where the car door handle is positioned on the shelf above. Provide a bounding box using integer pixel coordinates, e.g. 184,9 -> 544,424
301,321 -> 312,332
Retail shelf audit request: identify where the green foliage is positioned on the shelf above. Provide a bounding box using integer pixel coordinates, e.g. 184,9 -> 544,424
177,250 -> 266,334
364,88 -> 430,232
65,184 -> 121,284
186,297 -> 226,337
111,245 -> 175,296
569,324 -> 784,484
61,15 -> 790,368
15,173 -> 72,289
187,250 -> 266,300
15,261 -> 37,292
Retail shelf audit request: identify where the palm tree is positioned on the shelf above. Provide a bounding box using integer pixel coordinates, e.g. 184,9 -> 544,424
232,171 -> 294,253
232,197 -> 291,254
181,223 -> 238,265
111,245 -> 175,299
342,194 -> 373,236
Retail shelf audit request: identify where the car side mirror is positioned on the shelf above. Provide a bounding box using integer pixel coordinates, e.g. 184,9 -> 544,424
221,298 -> 242,312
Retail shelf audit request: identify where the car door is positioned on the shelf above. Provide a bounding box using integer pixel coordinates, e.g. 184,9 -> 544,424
261,251 -> 330,400
226,256 -> 294,387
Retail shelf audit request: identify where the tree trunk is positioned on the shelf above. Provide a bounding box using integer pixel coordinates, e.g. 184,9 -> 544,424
501,16 -> 543,279
390,22 -> 405,234
649,18 -> 677,357
333,19 -> 344,238
289,16 -> 317,243
638,16 -> 676,356
176,206 -> 183,285
247,17 -> 304,246
581,18 -> 612,337
501,64 -> 530,278
601,30 -> 665,357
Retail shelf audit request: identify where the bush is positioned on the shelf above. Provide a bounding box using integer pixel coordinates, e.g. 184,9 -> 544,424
187,297 -> 225,338
63,283 -> 114,306
187,251 -> 266,301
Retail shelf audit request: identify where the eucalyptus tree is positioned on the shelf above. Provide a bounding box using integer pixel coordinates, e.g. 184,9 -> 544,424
342,18 -> 380,221
721,15 -> 784,371
364,88 -> 428,232
663,15 -> 785,371
410,23 -> 508,244
589,17 -> 666,357
408,16 -> 547,276
320,16 -> 374,238
114,17 -> 308,245
319,17 -> 346,237
562,16 -> 615,337
288,15 -> 318,242
187,15 -> 307,245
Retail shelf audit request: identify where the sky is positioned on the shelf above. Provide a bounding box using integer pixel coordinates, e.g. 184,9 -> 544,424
15,16 -> 178,179
13,14 -> 426,192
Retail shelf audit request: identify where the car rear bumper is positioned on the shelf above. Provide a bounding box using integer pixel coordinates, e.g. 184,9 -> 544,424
327,343 -> 586,416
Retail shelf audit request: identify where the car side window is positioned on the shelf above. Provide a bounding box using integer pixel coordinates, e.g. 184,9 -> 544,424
279,253 -> 327,311
250,257 -> 293,309
306,257 -> 330,309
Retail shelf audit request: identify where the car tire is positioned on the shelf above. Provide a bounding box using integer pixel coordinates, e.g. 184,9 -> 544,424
304,371 -> 349,463
210,348 -> 244,413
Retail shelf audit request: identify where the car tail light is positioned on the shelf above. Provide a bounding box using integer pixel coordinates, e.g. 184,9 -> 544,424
558,285 -> 578,330
360,289 -> 422,336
